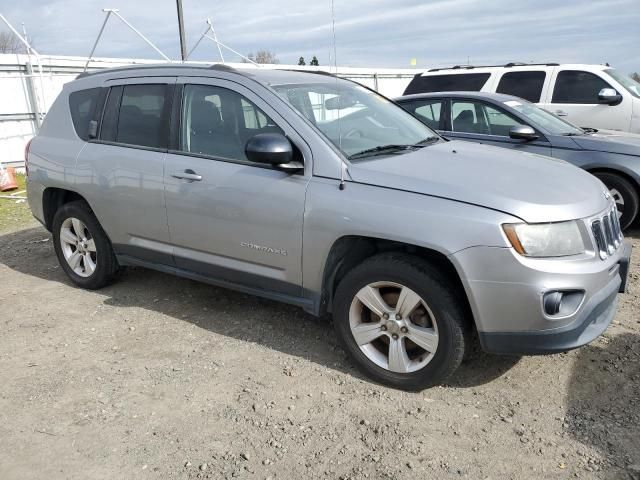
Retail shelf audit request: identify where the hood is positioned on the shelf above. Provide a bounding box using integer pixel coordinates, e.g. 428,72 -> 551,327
571,129 -> 640,156
348,140 -> 609,223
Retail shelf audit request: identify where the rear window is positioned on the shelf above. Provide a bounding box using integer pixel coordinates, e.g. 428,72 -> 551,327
69,88 -> 101,140
496,71 -> 546,102
404,73 -> 490,95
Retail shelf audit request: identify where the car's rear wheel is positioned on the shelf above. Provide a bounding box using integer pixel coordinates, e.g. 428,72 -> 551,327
52,201 -> 119,289
333,254 -> 470,390
594,172 -> 639,230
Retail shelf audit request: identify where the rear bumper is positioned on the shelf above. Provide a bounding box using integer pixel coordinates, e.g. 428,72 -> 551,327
452,241 -> 632,356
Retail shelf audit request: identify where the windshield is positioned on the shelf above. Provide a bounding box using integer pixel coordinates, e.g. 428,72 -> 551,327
503,99 -> 584,136
272,81 -> 439,159
604,68 -> 640,99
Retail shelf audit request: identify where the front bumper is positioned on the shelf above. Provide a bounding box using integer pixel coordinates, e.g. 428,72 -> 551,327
451,241 -> 632,355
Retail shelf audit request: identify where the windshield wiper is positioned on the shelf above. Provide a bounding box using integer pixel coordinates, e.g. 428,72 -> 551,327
582,127 -> 599,134
348,144 -> 416,160
413,136 -> 441,146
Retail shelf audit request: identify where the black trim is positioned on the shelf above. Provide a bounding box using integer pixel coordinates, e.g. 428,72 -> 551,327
618,241 -> 632,293
115,253 -> 314,311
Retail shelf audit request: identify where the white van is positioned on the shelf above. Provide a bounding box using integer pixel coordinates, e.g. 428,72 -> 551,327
403,63 -> 640,133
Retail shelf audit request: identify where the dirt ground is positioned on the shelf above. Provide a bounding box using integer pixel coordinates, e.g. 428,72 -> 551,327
0,218 -> 638,480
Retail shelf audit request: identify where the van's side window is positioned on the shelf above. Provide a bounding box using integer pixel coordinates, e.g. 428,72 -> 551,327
69,88 -> 101,140
496,71 -> 546,102
180,84 -> 283,162
404,73 -> 491,95
552,71 -> 614,104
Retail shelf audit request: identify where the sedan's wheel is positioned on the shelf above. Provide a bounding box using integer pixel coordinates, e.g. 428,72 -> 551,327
52,200 -> 119,289
594,172 -> 639,230
333,254 -> 470,390
350,282 -> 439,373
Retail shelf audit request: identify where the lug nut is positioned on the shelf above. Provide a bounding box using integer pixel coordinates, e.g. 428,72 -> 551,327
382,313 -> 389,320
401,326 -> 408,333
381,325 -> 387,331
395,314 -> 402,320
392,334 -> 399,340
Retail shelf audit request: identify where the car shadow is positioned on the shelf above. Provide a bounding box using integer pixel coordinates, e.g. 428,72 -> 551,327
565,332 -> 640,478
1,226 -> 521,389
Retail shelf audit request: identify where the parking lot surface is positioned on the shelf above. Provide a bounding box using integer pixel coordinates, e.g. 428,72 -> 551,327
1,221 -> 639,480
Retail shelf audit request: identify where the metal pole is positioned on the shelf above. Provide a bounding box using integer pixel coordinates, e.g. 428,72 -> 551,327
203,34 -> 259,66
111,10 -> 171,61
175,0 -> 187,62
186,26 -> 208,60
84,9 -> 113,72
208,18 -> 225,63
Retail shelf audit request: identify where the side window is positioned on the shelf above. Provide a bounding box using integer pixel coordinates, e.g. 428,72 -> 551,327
116,84 -> 168,148
69,88 -> 101,140
482,104 -> 521,136
402,100 -> 443,130
451,101 -> 486,134
404,73 -> 490,95
552,71 -> 614,104
496,71 -> 546,102
180,84 -> 284,162
451,101 -> 522,136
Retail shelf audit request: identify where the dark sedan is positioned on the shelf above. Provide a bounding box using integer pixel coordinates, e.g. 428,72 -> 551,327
395,91 -> 640,229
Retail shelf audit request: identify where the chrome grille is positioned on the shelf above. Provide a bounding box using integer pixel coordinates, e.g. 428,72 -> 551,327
591,205 -> 623,260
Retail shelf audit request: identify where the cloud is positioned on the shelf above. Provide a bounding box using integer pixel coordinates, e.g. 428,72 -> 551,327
1,0 -> 639,71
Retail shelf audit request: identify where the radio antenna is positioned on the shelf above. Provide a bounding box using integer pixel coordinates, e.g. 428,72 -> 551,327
330,0 -> 346,190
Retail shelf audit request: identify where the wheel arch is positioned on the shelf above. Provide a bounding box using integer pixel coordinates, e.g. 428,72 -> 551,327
319,235 -> 474,326
42,187 -> 92,232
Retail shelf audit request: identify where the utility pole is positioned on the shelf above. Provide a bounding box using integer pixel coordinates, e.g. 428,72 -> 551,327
176,0 -> 187,61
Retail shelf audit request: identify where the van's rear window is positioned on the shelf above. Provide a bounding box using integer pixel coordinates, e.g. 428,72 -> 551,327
403,73 -> 490,95
69,88 -> 101,140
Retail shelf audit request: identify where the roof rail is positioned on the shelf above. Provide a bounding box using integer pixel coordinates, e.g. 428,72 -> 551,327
426,62 -> 560,73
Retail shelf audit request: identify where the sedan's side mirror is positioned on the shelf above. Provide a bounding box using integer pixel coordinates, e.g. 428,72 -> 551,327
245,133 -> 303,172
509,125 -> 539,141
598,88 -> 623,105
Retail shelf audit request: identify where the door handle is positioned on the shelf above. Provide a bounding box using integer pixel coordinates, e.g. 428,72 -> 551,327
171,169 -> 202,182
555,110 -> 568,117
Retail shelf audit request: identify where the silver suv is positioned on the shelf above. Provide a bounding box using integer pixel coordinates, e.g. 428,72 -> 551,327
26,65 -> 632,390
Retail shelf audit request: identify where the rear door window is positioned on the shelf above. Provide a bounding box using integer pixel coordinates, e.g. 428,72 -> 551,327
400,99 -> 443,130
552,71 -> 614,104
116,84 -> 169,148
404,73 -> 490,95
496,71 -> 546,102
69,88 -> 102,140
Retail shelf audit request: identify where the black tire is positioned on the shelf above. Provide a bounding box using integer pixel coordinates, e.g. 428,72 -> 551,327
52,200 -> 119,289
594,172 -> 639,230
333,253 -> 471,391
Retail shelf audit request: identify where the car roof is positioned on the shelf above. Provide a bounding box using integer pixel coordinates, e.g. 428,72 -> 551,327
395,91 -> 526,103
75,63 -> 340,87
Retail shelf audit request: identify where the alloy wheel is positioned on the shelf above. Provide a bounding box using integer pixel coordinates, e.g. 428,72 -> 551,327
348,281 -> 439,373
59,217 -> 97,277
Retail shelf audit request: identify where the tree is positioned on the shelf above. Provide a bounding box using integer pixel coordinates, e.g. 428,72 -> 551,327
309,55 -> 319,66
244,49 -> 279,64
0,31 -> 25,54
298,56 -> 306,66
632,72 -> 640,83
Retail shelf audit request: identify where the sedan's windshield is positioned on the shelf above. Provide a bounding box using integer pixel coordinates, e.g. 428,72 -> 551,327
605,68 -> 640,99
272,81 -> 439,159
503,99 -> 584,136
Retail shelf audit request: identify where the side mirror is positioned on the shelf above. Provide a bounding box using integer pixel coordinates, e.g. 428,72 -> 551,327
509,125 -> 539,141
245,133 -> 302,171
598,88 -> 622,105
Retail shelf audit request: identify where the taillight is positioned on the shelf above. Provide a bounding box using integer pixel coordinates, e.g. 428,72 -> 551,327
24,138 -> 32,176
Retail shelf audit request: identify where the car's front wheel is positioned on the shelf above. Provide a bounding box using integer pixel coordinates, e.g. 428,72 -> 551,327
333,254 -> 470,390
52,201 -> 119,289
594,172 -> 639,230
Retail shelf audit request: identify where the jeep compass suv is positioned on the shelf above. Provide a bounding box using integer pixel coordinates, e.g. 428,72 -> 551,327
26,65 -> 632,390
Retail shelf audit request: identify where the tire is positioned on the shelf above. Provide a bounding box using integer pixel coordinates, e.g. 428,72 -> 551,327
594,172 -> 639,230
52,200 -> 119,289
333,253 -> 471,391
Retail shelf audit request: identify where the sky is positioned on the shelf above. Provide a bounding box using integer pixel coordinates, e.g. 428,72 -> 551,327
1,0 -> 639,72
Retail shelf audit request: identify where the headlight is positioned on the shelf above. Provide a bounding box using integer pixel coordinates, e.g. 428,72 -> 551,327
502,221 -> 585,257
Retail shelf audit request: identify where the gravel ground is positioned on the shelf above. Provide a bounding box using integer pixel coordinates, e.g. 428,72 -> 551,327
0,221 -> 638,480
